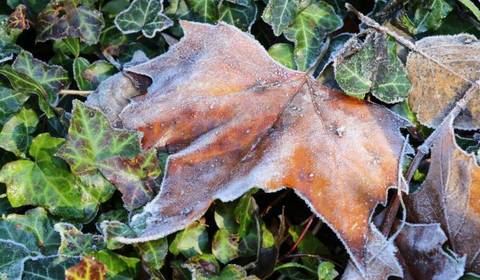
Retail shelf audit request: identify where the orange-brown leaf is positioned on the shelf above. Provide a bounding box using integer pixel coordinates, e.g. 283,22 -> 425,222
88,22 -> 408,278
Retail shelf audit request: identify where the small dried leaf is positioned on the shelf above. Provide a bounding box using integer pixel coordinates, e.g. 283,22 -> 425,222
394,222 -> 465,279
406,115 -> 480,273
407,34 -> 480,129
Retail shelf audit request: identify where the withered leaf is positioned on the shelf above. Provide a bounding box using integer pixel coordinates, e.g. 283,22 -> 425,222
406,115 -> 480,273
88,22 -> 408,277
394,222 -> 465,280
407,34 -> 480,129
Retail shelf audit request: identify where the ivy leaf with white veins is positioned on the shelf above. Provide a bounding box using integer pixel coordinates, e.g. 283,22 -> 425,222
12,50 -> 69,105
0,133 -> 115,221
283,1 -> 342,71
0,107 -> 38,157
218,0 -> 257,32
262,0 -> 297,36
185,0 -> 218,22
334,32 -> 411,103
4,207 -> 60,256
57,100 -> 142,175
36,0 -> 104,45
115,0 -> 173,38
400,0 -> 453,35
90,22 -> 409,279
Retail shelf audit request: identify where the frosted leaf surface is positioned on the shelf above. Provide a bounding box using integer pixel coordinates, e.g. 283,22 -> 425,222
407,34 -> 480,129
89,21 -> 408,278
406,115 -> 480,274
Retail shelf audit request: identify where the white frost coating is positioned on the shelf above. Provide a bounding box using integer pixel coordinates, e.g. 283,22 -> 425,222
341,224 -> 403,280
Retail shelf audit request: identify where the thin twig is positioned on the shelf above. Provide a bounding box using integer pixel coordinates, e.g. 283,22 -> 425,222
59,89 -> 93,96
346,3 -> 480,238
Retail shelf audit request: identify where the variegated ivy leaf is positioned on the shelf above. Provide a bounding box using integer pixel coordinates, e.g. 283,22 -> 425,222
54,223 -> 105,257
136,239 -> 169,272
262,0 -> 342,70
65,256 -> 107,280
98,149 -> 160,210
12,51 -> 69,105
262,0 -> 297,36
0,133 -> 115,221
334,32 -> 411,103
57,101 -> 142,175
37,0 -> 104,45
0,86 -> 29,127
0,107 -> 38,157
169,219 -> 209,258
115,0 -> 174,38
218,0 -> 257,32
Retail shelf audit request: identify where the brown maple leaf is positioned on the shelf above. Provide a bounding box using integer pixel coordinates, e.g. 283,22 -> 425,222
87,22 -> 409,277
406,115 -> 480,273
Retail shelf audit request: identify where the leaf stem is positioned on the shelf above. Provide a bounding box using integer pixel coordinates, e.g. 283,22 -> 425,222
59,89 -> 93,96
285,214 -> 315,256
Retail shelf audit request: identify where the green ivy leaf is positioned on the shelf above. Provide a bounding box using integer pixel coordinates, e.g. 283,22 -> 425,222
317,261 -> 338,280
53,38 -> 81,58
234,191 -> 258,238
262,0 -> 297,36
136,238 -> 168,271
334,33 -> 411,103
212,229 -> 239,264
12,50 -> 69,105
73,57 -> 91,91
283,1 -> 342,71
170,219 -> 209,258
0,240 -> 31,279
115,0 -> 174,38
37,1 -> 104,45
0,107 -> 38,157
54,223 -> 105,257
4,208 -> 60,255
218,0 -> 257,31
57,101 -> 142,175
185,0 -> 218,22
0,15 -> 22,62
23,256 -> 80,280
89,250 -> 140,280
0,133 -> 115,221
218,264 -> 258,279
0,87 -> 29,128
268,43 -> 296,69
401,0 -> 452,35
214,201 -> 239,233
